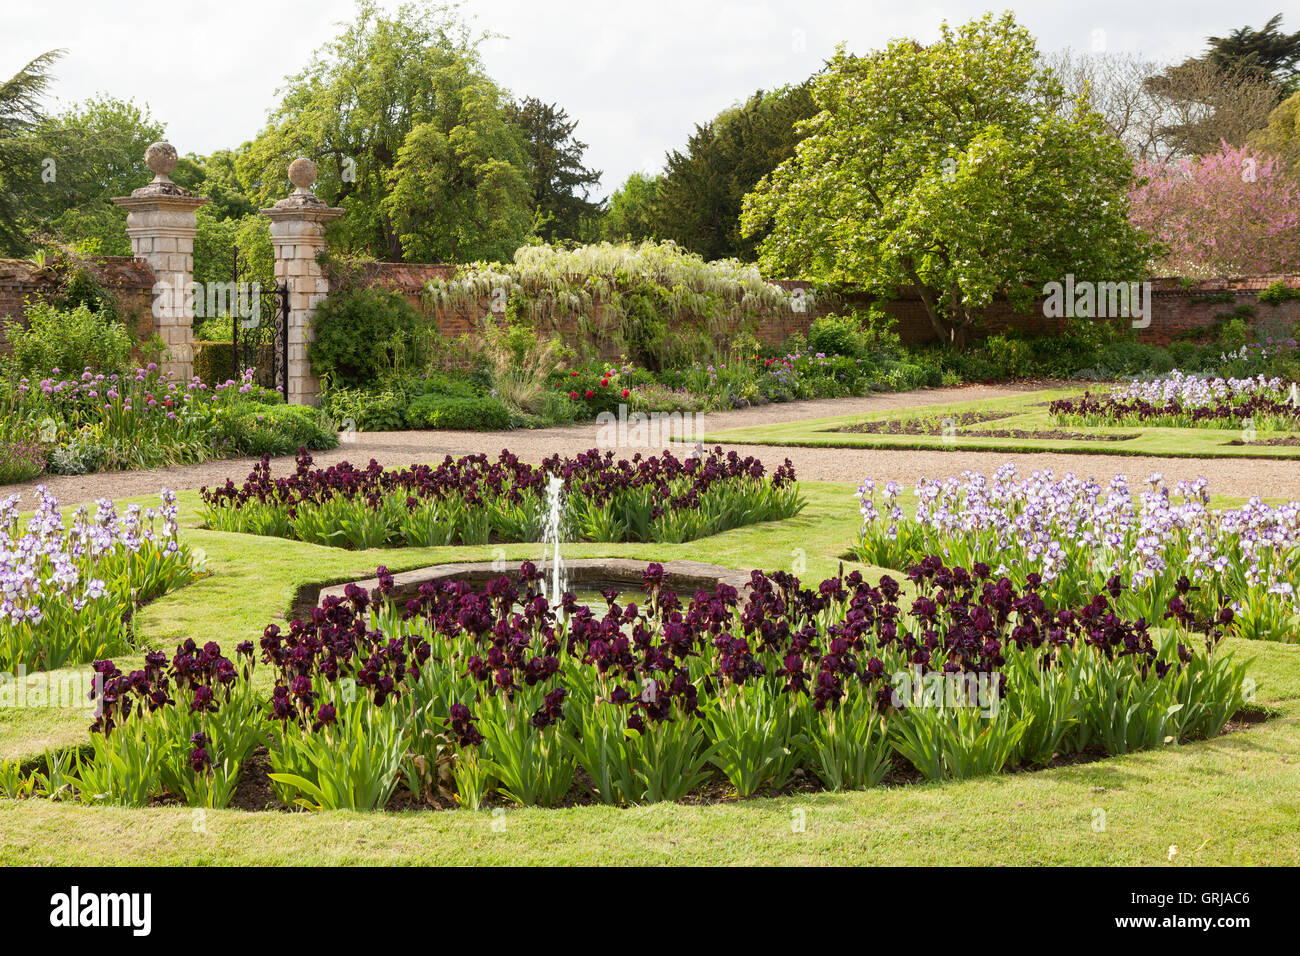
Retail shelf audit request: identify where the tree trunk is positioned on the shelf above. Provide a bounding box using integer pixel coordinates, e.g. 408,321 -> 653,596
904,262 -> 951,344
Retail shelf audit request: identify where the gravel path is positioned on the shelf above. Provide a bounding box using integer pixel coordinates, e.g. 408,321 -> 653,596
7,382 -> 1300,505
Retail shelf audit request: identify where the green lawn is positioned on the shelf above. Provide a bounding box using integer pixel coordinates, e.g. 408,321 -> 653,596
697,389 -> 1300,459
1,479 -> 1297,865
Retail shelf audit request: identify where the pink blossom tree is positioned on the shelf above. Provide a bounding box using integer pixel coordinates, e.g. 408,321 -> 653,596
1129,143 -> 1300,277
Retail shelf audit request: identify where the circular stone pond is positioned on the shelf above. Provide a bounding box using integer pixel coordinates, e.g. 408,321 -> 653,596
316,559 -> 752,607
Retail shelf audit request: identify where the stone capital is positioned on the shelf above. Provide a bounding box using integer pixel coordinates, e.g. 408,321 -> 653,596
113,194 -> 209,236
260,204 -> 345,228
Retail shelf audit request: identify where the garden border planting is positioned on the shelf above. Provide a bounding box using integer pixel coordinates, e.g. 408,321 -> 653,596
697,388 -> 1300,459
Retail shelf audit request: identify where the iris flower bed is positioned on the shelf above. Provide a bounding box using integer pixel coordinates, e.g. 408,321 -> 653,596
853,465 -> 1299,642
1049,371 -> 1299,430
199,448 -> 802,549
0,488 -> 198,671
0,365 -> 337,476
9,556 -> 1247,810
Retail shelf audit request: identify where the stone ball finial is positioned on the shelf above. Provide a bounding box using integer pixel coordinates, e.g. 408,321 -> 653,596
145,142 -> 179,179
288,157 -> 318,192
126,141 -> 193,198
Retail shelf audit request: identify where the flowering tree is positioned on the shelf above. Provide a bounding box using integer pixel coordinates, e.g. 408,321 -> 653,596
1130,144 -> 1300,277
741,12 -> 1151,348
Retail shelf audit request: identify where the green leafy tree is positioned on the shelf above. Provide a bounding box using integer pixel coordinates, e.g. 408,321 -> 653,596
601,172 -> 659,242
742,12 -> 1151,347
0,50 -> 62,254
1206,14 -> 1300,91
1250,90 -> 1300,175
26,95 -> 164,254
381,68 -> 533,262
655,84 -> 815,261
186,149 -> 259,221
240,0 -> 531,261
508,97 -> 603,242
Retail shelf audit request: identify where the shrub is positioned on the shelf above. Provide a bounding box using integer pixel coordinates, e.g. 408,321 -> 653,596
216,403 -> 339,456
4,302 -> 134,377
404,394 -> 511,430
1258,280 -> 1300,307
308,288 -> 421,389
46,436 -> 106,476
194,342 -> 235,388
1094,341 -> 1167,377
980,334 -> 1036,379
1168,341 -> 1213,372
193,317 -> 234,342
321,385 -> 409,432
402,371 -> 487,400
808,313 -> 866,359
424,241 -> 792,368
1013,333 -> 1098,379
1217,317 -> 1252,352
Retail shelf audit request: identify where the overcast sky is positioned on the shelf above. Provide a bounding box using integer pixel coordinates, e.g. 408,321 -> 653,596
3,1 -> 1293,198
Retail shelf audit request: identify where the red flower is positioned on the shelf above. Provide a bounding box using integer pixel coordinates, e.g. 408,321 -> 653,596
570,371 -> 579,377
600,378 -> 609,387
569,391 -> 579,400
584,389 -> 594,399
621,388 -> 629,398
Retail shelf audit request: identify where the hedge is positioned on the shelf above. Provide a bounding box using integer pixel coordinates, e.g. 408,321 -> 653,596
404,394 -> 510,430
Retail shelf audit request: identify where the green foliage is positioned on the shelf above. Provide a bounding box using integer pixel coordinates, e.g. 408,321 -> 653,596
188,149 -> 259,221
507,97 -> 603,243
1259,279 -> 1300,305
805,310 -> 897,360
29,239 -> 121,318
601,173 -> 659,243
654,84 -> 817,261
322,384 -> 409,431
743,12 -> 1153,348
427,241 -> 793,368
215,402 -> 338,457
1218,317 -> 1252,351
23,95 -> 166,255
269,686 -> 406,811
1204,14 -> 1300,91
240,0 -> 532,262
193,210 -> 272,288
308,287 -> 422,389
404,393 -> 510,430
1250,90 -> 1300,175
0,439 -> 45,484
193,342 -> 234,388
0,50 -> 64,254
3,302 -> 134,377
702,682 -> 801,796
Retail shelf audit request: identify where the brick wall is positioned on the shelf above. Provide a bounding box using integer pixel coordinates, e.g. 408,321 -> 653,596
334,263 -> 1300,354
0,256 -> 156,346
866,276 -> 1300,346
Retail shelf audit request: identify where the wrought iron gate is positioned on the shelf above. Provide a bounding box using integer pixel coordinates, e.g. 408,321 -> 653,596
231,246 -> 289,396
